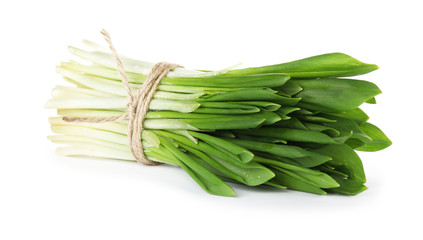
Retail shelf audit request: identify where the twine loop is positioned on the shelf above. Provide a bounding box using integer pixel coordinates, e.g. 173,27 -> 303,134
63,29 -> 182,165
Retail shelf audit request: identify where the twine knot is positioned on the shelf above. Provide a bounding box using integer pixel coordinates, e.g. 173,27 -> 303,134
63,29 -> 182,165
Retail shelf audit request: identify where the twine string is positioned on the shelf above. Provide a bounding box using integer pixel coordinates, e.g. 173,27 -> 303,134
63,29 -> 182,165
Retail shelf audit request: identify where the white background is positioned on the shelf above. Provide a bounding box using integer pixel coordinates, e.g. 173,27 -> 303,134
1,0 -> 422,239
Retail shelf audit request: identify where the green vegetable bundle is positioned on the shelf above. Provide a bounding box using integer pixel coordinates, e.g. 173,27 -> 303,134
46,40 -> 391,196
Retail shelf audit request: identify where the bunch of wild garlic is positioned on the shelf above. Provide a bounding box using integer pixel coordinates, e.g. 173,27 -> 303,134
47,41 -> 391,196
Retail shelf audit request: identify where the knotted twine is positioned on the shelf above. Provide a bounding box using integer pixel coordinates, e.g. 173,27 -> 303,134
63,29 -> 182,165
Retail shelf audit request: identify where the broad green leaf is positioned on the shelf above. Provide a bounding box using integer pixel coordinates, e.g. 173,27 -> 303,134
294,171 -> 339,189
180,144 -> 275,186
314,144 -> 366,183
323,115 -> 371,143
315,165 -> 349,178
327,108 -> 369,124
356,122 -> 392,152
185,117 -> 265,130
255,152 -> 301,166
255,157 -> 339,188
188,131 -> 254,163
274,117 -> 308,130
294,78 -> 382,113
235,133 -> 287,144
256,152 -> 327,168
302,122 -> 340,137
325,176 -> 368,196
236,127 -> 338,144
223,138 -> 332,164
296,115 -> 337,123
200,89 -> 300,106
212,156 -> 275,186
166,73 -> 290,88
224,53 -> 378,78
154,130 -> 243,165
277,81 -> 303,95
158,136 -> 235,197
271,168 -> 327,195
156,131 -> 276,188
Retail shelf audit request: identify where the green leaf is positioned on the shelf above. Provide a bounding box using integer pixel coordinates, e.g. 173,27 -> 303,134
271,168 -> 327,195
296,115 -> 337,123
223,138 -> 332,164
276,81 -> 303,95
154,130 -> 242,165
235,133 -> 287,144
315,165 -> 349,178
188,131 -> 254,163
257,152 -> 328,168
157,136 -> 235,196
302,122 -> 340,137
224,53 -> 378,78
314,144 -> 366,183
323,115 -> 371,143
294,78 -> 382,113
236,127 -> 338,144
156,131 -> 275,187
273,117 -> 308,130
325,176 -> 368,196
327,108 -> 369,124
166,73 -> 290,88
356,122 -> 392,152
255,157 -> 339,188
180,143 -> 274,186
212,156 -> 275,186
254,153 -> 301,166
200,89 -> 300,106
185,117 -> 265,130
293,171 -> 339,189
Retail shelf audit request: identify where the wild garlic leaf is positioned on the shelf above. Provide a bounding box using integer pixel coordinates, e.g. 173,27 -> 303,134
270,167 -> 327,195
325,176 -> 368,196
224,52 -> 378,78
158,135 -> 235,197
236,127 -> 338,144
255,157 -> 339,188
356,122 -> 392,152
294,78 -> 382,113
327,108 -> 369,124
345,138 -> 366,149
322,115 -> 371,143
314,144 -> 366,183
